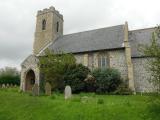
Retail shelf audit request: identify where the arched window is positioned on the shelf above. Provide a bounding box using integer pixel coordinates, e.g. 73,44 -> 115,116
56,22 -> 59,32
42,19 -> 46,30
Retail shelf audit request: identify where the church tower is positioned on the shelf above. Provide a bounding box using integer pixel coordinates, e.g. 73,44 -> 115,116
33,6 -> 63,55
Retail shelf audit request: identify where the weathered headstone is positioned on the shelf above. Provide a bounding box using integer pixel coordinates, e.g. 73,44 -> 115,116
2,84 -> 5,88
10,84 -> 13,87
64,85 -> 72,100
45,82 -> 52,96
81,96 -> 89,103
32,84 -> 39,96
6,84 -> 9,88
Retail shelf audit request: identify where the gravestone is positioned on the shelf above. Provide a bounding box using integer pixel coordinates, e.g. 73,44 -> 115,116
6,84 -> 9,88
2,84 -> 5,88
64,85 -> 72,100
45,82 -> 52,96
81,96 -> 89,103
32,84 -> 39,96
10,84 -> 13,87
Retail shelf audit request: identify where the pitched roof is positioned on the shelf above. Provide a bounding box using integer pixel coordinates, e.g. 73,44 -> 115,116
49,25 -> 125,53
48,24 -> 155,58
129,28 -> 154,57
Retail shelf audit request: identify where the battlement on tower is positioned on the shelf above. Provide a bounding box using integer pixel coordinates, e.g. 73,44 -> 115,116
34,6 -> 63,55
37,6 -> 63,20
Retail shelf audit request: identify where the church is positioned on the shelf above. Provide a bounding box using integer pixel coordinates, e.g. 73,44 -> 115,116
20,6 -> 156,93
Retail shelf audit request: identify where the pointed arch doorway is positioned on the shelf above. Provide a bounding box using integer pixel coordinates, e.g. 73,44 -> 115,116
25,69 -> 35,91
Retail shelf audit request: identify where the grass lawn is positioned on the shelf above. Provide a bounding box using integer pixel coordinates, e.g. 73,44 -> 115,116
0,88 -> 159,120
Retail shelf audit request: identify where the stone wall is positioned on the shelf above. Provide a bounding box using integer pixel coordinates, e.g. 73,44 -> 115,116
74,49 -> 128,80
109,49 -> 128,80
74,52 -> 98,70
132,57 -> 156,92
21,51 -> 156,92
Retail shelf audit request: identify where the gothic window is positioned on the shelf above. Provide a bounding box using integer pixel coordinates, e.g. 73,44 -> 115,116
42,19 -> 46,30
98,53 -> 108,68
56,22 -> 59,32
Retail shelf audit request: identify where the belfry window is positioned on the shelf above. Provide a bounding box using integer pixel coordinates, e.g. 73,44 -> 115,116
56,22 -> 59,32
42,19 -> 46,30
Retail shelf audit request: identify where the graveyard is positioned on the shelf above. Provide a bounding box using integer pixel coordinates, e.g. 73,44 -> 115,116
0,87 -> 159,120
1,1 -> 160,120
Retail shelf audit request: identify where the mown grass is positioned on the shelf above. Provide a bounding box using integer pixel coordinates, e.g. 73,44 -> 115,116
0,88 -> 159,120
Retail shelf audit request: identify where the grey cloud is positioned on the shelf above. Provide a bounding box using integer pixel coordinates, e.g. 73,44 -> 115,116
0,0 -> 160,69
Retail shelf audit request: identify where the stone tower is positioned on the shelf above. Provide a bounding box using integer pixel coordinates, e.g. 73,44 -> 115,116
33,6 -> 63,55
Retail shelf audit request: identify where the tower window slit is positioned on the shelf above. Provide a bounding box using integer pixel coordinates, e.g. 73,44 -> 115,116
42,19 -> 46,30
56,22 -> 59,32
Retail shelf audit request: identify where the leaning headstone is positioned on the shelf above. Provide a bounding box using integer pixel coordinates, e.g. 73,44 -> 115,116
2,84 -> 5,88
45,82 -> 52,96
32,84 -> 39,96
64,85 -> 72,100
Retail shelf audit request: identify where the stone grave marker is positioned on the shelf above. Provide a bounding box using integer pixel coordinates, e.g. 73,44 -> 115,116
81,96 -> 89,103
45,82 -> 52,96
64,85 -> 72,100
2,84 -> 5,88
10,84 -> 13,87
32,84 -> 39,96
6,84 -> 9,88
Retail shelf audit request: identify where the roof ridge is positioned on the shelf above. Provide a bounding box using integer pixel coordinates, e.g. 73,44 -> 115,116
130,27 -> 155,32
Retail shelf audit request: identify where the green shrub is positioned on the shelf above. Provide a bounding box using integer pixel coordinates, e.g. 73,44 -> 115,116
39,49 -> 76,91
84,75 -> 96,92
63,64 -> 90,93
91,68 -> 122,94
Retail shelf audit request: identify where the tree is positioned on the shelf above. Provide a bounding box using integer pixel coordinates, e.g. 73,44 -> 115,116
39,49 -> 76,91
0,67 -> 20,85
139,26 -> 160,93
63,64 -> 90,93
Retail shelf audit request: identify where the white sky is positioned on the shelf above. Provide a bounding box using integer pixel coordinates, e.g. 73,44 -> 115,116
0,0 -> 160,70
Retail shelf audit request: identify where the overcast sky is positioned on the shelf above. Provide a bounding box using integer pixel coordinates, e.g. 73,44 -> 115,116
0,0 -> 160,70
